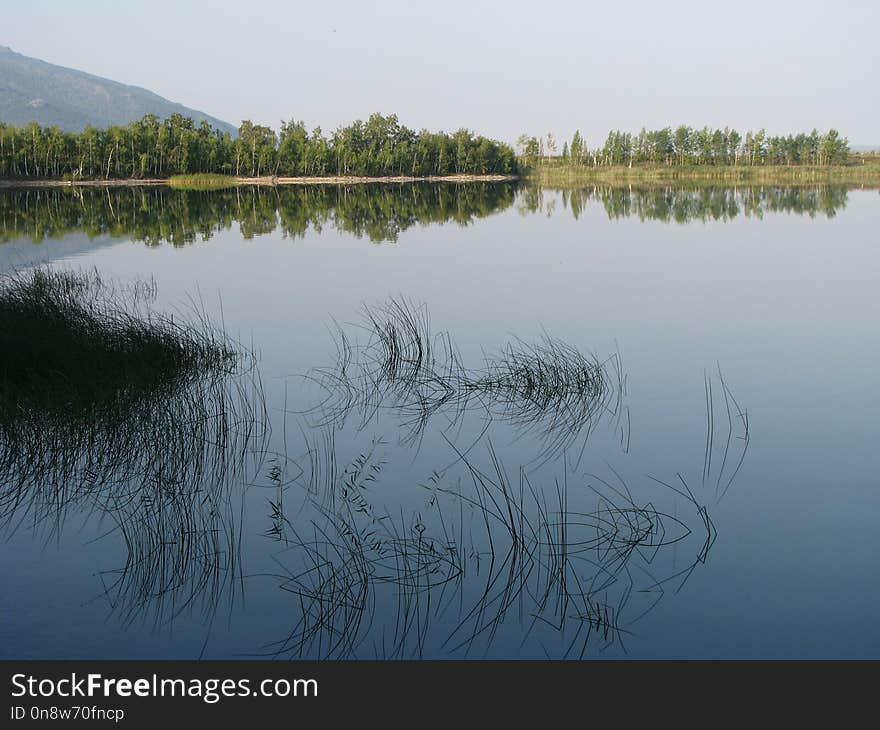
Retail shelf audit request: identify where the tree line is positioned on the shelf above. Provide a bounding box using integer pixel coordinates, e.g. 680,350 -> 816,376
0,113 -> 518,180
518,126 -> 851,167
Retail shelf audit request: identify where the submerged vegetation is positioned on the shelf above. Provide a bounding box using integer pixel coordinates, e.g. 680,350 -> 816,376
0,112 -> 518,180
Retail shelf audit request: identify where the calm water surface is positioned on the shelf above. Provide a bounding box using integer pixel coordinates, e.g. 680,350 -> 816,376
1,182 -> 877,658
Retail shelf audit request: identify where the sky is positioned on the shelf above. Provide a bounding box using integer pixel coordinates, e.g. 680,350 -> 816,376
4,0 -> 878,146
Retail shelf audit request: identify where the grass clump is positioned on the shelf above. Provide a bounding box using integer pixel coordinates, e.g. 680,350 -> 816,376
167,173 -> 238,190
0,268 -> 236,413
526,154 -> 880,187
307,298 -> 622,457
0,268 -> 268,624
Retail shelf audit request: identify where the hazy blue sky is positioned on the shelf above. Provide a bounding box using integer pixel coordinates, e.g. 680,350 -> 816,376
4,0 -> 878,145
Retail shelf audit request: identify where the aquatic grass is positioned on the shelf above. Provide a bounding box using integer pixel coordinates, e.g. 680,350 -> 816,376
92,364 -> 268,628
470,336 -> 624,461
0,271 -> 751,653
267,353 -> 751,658
167,174 -> 238,190
0,267 -> 237,416
263,411 -> 738,658
304,298 -> 623,458
261,436 -> 463,659
0,267 -> 271,626
702,366 -> 751,501
527,155 -> 880,187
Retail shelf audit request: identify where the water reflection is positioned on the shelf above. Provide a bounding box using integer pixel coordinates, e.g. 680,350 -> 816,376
256,303 -> 750,658
0,182 -> 518,246
521,183 -> 852,221
0,181 -> 862,250
263,362 -> 748,659
4,172 -> 875,659
0,270 -> 750,656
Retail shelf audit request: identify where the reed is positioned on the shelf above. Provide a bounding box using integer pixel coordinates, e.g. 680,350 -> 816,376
0,267 -> 270,625
305,298 -> 623,458
262,421 -> 738,658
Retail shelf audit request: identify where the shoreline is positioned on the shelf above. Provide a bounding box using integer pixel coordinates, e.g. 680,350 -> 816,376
526,160 -> 880,186
0,174 -> 520,189
3,164 -> 879,188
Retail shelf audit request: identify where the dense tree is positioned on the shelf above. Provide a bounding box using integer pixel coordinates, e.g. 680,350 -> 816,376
0,113 -> 518,180
517,134 -> 541,166
569,130 -> 585,165
521,125 -> 850,168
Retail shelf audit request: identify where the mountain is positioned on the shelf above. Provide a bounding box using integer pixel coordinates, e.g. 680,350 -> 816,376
0,46 -> 236,135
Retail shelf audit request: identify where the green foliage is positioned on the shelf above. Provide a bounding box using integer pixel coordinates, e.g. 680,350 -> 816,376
0,112 -> 518,180
167,174 -> 237,190
530,154 -> 879,186
519,125 -> 851,169
517,134 -> 541,167
569,130 -> 585,164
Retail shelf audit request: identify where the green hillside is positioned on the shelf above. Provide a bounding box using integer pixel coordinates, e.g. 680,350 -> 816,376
0,46 -> 235,134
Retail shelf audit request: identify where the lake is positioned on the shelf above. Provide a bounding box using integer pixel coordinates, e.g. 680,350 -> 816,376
1,181 -> 877,658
